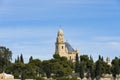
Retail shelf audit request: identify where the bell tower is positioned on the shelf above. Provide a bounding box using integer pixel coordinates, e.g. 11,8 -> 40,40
55,29 -> 68,57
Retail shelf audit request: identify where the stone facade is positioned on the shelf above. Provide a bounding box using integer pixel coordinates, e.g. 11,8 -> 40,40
0,72 -> 14,80
55,29 -> 79,62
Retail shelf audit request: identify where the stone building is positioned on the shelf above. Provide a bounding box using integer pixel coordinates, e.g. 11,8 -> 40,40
55,29 -> 79,62
0,72 -> 14,79
106,57 -> 111,65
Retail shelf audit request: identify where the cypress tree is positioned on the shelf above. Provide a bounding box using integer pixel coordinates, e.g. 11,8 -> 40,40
79,62 -> 84,79
75,53 -> 79,73
29,56 -> 33,63
95,60 -> 102,80
17,55 -> 20,62
20,54 -> 24,63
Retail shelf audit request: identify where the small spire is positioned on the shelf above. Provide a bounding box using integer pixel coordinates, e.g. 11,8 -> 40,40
106,57 -> 111,65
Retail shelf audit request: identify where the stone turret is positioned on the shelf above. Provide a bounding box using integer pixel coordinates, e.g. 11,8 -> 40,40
106,57 -> 111,65
55,29 -> 68,57
55,29 -> 79,62
57,29 -> 64,43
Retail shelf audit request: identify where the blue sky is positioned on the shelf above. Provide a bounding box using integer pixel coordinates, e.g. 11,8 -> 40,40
0,0 -> 120,62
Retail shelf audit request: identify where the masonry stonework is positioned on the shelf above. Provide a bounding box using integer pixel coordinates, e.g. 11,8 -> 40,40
55,29 -> 79,62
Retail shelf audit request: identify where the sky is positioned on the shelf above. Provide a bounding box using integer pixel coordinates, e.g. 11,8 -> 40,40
0,0 -> 120,62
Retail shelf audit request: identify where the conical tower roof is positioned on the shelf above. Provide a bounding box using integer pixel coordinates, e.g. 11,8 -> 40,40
58,29 -> 63,35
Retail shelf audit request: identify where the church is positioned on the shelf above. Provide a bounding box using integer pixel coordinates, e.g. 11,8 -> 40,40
55,29 -> 79,62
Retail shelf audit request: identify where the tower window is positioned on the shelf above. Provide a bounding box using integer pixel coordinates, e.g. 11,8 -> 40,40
62,46 -> 64,49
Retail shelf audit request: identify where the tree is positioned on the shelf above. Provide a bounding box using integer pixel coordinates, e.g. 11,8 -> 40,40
79,62 -> 84,79
111,57 -> 120,79
53,54 -> 60,60
29,56 -> 33,63
106,64 -> 111,74
16,55 -> 20,63
95,55 -> 108,80
90,55 -> 93,62
80,55 -> 89,62
79,55 -> 95,79
0,46 -> 12,72
95,60 -> 102,80
86,58 -> 94,80
29,59 -> 42,78
42,55 -> 73,78
42,60 -> 51,78
75,54 -> 79,73
80,55 -> 89,73
20,54 -> 24,63
22,64 -> 36,79
12,62 -> 25,79
90,65 -> 95,80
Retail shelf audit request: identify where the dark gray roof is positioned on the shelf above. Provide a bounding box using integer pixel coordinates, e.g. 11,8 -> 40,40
65,42 -> 75,52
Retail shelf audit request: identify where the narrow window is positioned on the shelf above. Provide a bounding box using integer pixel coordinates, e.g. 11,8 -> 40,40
70,56 -> 71,60
62,46 -> 64,49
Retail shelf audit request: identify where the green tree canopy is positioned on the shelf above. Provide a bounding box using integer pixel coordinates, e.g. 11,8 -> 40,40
75,53 -> 79,73
79,62 -> 85,79
111,57 -> 120,79
20,54 -> 24,63
0,46 -> 12,72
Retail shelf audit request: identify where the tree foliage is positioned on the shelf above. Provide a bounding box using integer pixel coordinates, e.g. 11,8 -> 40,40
111,57 -> 120,79
20,54 -> 24,63
75,53 -> 79,73
29,56 -> 33,63
0,46 -> 12,72
79,62 -> 84,79
1,46 -> 120,79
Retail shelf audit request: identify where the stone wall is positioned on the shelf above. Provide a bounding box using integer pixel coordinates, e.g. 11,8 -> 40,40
0,79 -> 34,80
101,78 -> 120,80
